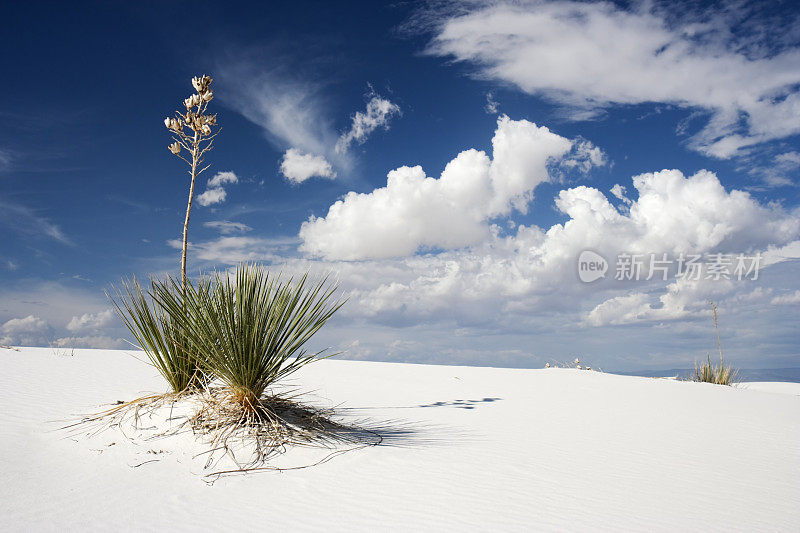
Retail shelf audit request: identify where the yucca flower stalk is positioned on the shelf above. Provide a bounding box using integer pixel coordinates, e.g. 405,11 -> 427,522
693,301 -> 739,385
164,74 -> 219,289
109,277 -> 207,393
152,263 -> 345,411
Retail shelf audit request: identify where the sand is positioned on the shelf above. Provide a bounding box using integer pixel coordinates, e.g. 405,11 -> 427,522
1,347 -> 798,531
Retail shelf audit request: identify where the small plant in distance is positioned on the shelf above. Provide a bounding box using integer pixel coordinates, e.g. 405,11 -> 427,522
544,358 -> 600,371
693,301 -> 739,385
164,74 -> 219,288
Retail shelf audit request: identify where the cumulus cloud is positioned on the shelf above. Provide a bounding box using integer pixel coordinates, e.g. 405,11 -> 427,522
560,139 -> 608,174
1,315 -> 51,346
335,92 -> 401,154
66,309 -> 115,333
300,116 -> 573,260
423,0 -> 800,157
203,220 -> 252,234
280,148 -> 336,183
302,168 -> 799,327
197,171 -> 238,206
175,161 -> 800,368
586,292 -> 652,326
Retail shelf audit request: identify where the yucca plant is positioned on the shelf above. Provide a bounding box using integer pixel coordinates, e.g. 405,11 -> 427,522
109,277 -> 207,393
693,301 -> 739,385
694,353 -> 738,385
152,263 -> 344,411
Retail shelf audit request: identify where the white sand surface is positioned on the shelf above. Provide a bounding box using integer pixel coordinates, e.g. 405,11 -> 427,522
1,347 -> 798,532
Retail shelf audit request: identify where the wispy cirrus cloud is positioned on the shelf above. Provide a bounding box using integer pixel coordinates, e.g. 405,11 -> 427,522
0,197 -> 72,245
203,220 -> 253,235
418,0 -> 800,158
217,52 -> 400,184
0,149 -> 12,171
217,54 -> 349,178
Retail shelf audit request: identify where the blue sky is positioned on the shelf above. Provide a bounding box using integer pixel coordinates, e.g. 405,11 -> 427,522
1,0 -> 799,371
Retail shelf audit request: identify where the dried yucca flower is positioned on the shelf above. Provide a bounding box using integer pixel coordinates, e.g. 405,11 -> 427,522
163,74 -> 219,287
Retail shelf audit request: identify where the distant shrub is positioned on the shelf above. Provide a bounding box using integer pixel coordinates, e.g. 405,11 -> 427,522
694,353 -> 738,385
692,302 -> 739,386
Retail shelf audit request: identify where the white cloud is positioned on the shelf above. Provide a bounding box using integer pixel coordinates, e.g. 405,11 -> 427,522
196,188 -> 226,206
203,220 -> 252,234
335,92 -> 401,154
296,167 -> 799,327
168,235 -> 299,265
280,148 -> 336,183
197,171 -> 238,207
1,315 -> 51,346
484,92 -> 499,114
560,139 -> 608,174
586,292 -> 652,326
0,198 -> 71,245
66,309 -> 115,333
217,57 -> 354,177
53,335 -> 126,349
176,161 -> 800,368
207,171 -> 238,189
219,59 -> 400,180
423,0 -> 800,157
610,184 -> 631,205
749,151 -> 800,187
300,116 -> 572,260
771,290 -> 800,305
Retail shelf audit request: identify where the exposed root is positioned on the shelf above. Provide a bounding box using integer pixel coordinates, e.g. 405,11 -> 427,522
188,387 -> 381,477
61,387 -> 382,479
60,392 -> 189,440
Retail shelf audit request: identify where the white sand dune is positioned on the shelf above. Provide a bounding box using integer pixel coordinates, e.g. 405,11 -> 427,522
1,347 -> 798,531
